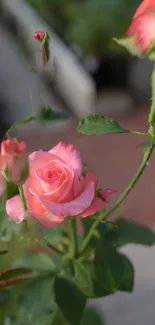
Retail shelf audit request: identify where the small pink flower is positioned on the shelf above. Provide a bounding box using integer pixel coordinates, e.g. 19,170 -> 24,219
34,31 -> 45,42
127,10 -> 155,54
1,138 -> 29,186
33,30 -> 49,64
6,142 -> 115,227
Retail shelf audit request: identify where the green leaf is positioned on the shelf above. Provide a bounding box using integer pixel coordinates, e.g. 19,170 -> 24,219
74,260 -> 94,297
78,115 -> 129,135
54,277 -> 87,325
14,253 -> 56,273
106,219 -> 155,247
36,106 -> 69,125
6,182 -> 19,199
6,276 -> 54,325
93,241 -> 134,297
114,37 -> 140,56
80,307 -> 103,325
119,254 -> 134,293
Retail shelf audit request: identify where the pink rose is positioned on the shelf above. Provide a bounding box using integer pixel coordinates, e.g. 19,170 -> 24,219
1,138 -> 29,185
127,0 -> 155,54
6,142 -> 114,227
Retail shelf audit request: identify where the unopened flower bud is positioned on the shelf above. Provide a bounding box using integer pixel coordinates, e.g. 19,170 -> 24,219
1,138 -> 29,186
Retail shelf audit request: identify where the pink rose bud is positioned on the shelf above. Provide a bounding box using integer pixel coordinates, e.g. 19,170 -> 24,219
33,30 -> 50,65
127,0 -> 155,54
0,171 -> 6,200
1,138 -> 29,186
34,31 -> 45,42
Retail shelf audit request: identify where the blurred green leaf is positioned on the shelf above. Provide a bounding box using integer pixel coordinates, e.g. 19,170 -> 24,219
6,182 -> 19,200
80,307 -> 104,325
106,219 -> 155,247
119,254 -> 134,292
14,253 -> 56,273
74,260 -> 94,297
78,115 -> 129,135
5,276 -> 54,325
93,241 -> 134,297
36,106 -> 69,125
54,277 -> 87,325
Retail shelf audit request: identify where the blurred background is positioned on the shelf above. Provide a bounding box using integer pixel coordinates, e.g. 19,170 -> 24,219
0,0 -> 155,324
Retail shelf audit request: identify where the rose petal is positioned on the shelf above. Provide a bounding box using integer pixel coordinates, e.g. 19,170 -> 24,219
133,0 -> 155,19
49,142 -> 82,178
80,197 -> 104,218
29,180 -> 95,218
6,195 -> 25,223
33,213 -> 64,227
99,188 -> 116,202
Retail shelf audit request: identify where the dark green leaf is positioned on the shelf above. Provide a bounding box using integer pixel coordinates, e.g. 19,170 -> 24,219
6,182 -> 19,199
14,253 -> 56,273
54,277 -> 87,325
80,307 -> 103,325
74,260 -> 94,297
78,115 -> 129,135
106,219 -> 155,247
36,106 -> 69,125
119,254 -> 134,292
93,241 -> 134,297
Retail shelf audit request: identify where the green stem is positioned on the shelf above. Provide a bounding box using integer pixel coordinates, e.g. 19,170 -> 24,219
46,242 -> 64,255
70,219 -> 78,258
130,130 -> 149,137
18,186 -> 27,211
79,142 -> 154,255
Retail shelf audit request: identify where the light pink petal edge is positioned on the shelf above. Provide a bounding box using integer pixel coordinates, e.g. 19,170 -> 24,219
49,142 -> 82,178
80,197 -> 104,218
29,180 -> 95,218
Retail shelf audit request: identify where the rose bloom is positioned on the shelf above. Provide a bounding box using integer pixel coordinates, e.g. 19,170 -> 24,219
1,138 -> 28,185
6,142 -> 115,227
127,0 -> 155,54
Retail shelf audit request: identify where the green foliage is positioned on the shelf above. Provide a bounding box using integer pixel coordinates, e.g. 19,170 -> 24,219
93,240 -> 134,297
105,219 -> 155,247
78,115 -> 129,135
14,253 -> 56,273
74,260 -> 94,297
36,107 -> 69,125
80,307 -> 104,325
4,276 -> 55,325
54,277 -> 87,325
